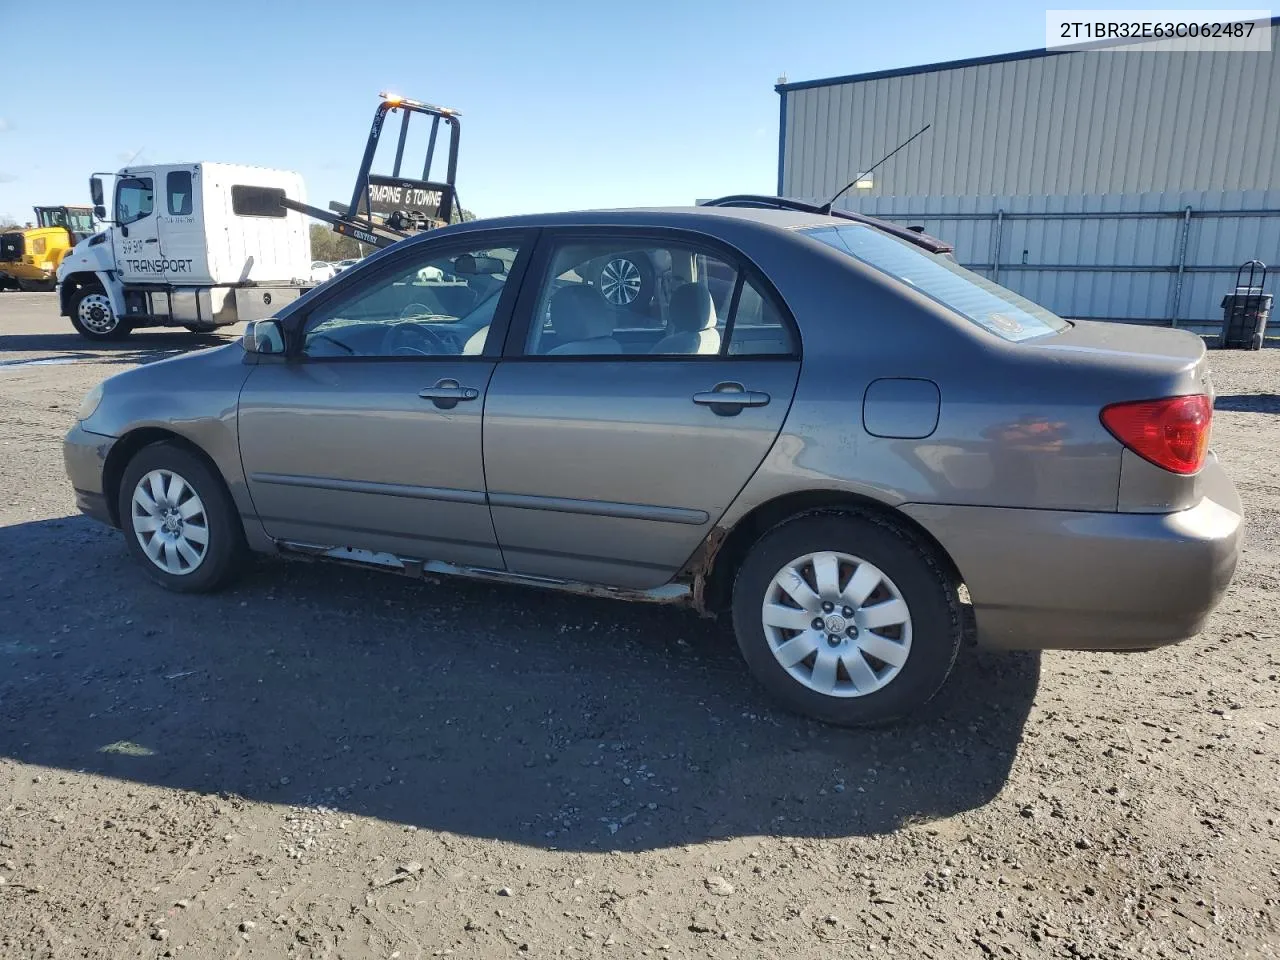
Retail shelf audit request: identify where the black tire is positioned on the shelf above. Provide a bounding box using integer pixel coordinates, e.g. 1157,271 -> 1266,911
69,286 -> 132,341
596,252 -> 654,313
730,511 -> 962,727
118,442 -> 247,593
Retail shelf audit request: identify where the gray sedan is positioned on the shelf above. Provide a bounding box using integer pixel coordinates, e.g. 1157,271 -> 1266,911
64,200 -> 1243,726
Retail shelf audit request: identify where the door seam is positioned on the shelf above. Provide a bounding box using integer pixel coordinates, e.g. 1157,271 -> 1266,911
476,361 -> 507,571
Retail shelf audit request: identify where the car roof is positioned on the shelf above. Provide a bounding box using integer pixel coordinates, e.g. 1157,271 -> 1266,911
448,205 -> 843,232
426,203 -> 954,254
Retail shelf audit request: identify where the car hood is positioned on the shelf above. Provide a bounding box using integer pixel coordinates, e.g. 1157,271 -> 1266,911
83,341 -> 254,438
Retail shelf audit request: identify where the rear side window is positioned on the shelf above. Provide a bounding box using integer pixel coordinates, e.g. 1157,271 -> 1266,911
728,277 -> 796,355
166,171 -> 193,216
804,224 -> 1069,342
230,185 -> 287,218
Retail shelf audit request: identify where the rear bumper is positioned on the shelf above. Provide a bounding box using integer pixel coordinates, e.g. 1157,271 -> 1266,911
901,458 -> 1243,651
64,423 -> 117,527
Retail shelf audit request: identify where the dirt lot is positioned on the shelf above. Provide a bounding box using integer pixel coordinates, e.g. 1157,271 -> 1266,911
1,291 -> 1277,959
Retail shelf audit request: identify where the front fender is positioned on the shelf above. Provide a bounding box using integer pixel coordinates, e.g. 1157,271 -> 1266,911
57,269 -> 125,317
80,344 -> 257,519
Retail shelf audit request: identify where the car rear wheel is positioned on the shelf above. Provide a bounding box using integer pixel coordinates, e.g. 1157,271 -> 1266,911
70,288 -> 132,341
731,512 -> 962,727
118,442 -> 246,593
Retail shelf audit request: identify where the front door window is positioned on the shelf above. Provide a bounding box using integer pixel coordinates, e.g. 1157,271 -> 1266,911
303,245 -> 521,359
115,178 -> 154,225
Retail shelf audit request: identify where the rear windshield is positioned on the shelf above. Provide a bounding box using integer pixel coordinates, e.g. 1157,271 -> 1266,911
802,224 -> 1069,342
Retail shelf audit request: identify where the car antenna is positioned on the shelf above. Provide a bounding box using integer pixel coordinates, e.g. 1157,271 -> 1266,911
819,123 -> 931,214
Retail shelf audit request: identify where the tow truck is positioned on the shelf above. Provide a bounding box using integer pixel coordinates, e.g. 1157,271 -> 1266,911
282,92 -> 466,250
55,93 -> 466,340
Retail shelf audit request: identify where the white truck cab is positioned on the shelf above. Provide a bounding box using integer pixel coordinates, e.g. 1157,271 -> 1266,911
57,162 -> 314,340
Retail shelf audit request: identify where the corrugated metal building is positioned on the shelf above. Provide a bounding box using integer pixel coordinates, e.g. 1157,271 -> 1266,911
776,19 -> 1280,331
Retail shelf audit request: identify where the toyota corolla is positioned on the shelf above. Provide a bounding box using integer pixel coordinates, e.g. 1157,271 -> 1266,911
64,198 -> 1243,726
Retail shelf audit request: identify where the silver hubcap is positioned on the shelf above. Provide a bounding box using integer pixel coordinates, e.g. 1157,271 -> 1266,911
131,469 -> 209,575
599,258 -> 642,305
762,551 -> 912,698
78,293 -> 117,334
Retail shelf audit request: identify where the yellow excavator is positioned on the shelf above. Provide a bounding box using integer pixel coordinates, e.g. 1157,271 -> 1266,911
0,206 -> 96,291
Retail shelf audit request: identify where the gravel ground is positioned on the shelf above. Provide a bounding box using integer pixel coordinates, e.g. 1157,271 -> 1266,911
1,291 -> 1277,959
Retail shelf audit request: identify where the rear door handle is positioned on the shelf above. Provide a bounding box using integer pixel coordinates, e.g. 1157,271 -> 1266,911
692,381 -> 771,415
419,378 -> 480,409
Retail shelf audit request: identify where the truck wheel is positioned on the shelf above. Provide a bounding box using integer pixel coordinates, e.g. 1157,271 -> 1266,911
730,512 -> 963,727
70,288 -> 132,341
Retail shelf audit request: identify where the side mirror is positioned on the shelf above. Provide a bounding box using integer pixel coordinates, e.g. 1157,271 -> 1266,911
242,318 -> 286,355
89,177 -> 105,207
93,204 -> 107,221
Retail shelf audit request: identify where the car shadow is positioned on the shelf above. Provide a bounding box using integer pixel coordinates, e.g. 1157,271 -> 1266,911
1214,393 -> 1280,414
0,331 -> 234,368
0,516 -> 1039,851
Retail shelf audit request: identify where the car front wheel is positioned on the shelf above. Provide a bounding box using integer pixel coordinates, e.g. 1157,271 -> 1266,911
731,512 -> 962,727
118,442 -> 246,592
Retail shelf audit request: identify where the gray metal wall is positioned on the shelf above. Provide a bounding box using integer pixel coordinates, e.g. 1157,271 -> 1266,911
779,22 -> 1280,200
841,190 -> 1280,333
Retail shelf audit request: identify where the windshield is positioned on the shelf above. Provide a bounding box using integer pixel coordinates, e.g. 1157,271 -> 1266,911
36,208 -> 94,233
803,224 -> 1069,342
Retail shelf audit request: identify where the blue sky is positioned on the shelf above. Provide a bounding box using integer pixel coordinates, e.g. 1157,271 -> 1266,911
0,0 -> 1221,223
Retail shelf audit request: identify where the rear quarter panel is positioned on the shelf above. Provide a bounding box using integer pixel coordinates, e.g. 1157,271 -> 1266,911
716,233 -> 1132,525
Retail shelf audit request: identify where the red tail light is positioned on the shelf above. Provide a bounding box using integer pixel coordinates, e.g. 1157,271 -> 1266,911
1100,395 -> 1212,475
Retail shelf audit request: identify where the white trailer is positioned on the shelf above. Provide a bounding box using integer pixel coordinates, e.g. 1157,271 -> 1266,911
57,162 -> 314,340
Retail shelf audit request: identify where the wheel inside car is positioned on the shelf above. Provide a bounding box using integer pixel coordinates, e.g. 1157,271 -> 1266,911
730,512 -> 963,727
596,253 -> 654,312
118,442 -> 246,593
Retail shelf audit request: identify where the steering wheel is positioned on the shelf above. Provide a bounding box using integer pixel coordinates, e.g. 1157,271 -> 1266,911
384,321 -> 454,356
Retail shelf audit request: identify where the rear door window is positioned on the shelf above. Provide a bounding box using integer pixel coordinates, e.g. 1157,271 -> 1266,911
520,235 -> 797,358
804,224 -> 1069,341
166,171 -> 193,216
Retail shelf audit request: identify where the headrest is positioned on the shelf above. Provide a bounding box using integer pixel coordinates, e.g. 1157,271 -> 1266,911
668,283 -> 717,333
550,285 -> 614,342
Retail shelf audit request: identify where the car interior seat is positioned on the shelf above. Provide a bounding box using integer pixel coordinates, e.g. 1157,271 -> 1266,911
545,286 -> 623,355
650,283 -> 719,354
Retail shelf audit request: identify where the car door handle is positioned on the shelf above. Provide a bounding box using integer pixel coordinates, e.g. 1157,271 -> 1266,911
145,238 -> 158,244
419,379 -> 480,409
692,382 -> 771,415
